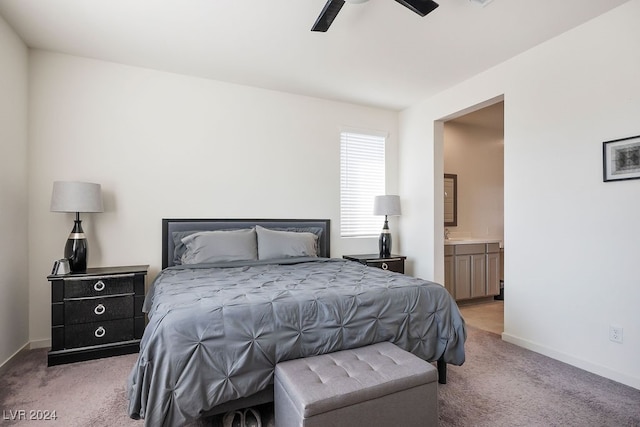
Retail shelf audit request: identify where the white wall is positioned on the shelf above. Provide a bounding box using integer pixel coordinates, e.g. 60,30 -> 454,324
400,0 -> 640,389
444,121 -> 504,240
27,51 -> 399,344
0,15 -> 29,367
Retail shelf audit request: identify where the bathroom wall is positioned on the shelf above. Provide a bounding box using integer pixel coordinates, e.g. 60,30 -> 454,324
443,108 -> 504,240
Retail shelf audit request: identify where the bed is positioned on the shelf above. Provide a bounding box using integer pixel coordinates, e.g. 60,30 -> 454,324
127,218 -> 466,427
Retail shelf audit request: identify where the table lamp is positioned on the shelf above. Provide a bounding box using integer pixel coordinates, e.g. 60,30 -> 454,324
50,181 -> 104,272
373,195 -> 401,258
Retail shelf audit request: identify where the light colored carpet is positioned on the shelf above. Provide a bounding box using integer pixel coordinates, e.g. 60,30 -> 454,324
1,326 -> 639,426
0,348 -> 139,426
438,327 -> 640,427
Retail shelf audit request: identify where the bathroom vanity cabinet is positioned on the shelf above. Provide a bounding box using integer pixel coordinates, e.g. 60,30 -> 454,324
444,241 -> 500,301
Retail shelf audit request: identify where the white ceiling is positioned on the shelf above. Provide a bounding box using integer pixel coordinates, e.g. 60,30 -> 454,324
0,0 -> 628,110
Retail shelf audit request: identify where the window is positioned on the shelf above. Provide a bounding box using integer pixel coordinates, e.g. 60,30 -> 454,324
340,130 -> 386,237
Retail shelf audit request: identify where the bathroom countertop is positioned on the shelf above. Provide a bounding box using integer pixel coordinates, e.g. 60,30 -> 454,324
444,238 -> 503,248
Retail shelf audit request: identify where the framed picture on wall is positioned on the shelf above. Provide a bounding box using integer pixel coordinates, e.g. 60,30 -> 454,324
603,135 -> 640,182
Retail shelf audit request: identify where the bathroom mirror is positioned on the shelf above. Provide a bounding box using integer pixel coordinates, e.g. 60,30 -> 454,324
444,174 -> 457,227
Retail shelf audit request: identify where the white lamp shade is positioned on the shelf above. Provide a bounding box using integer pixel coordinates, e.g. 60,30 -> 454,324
373,195 -> 401,216
50,181 -> 104,213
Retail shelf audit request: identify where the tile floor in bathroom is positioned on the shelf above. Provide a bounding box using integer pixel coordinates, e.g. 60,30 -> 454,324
457,299 -> 504,335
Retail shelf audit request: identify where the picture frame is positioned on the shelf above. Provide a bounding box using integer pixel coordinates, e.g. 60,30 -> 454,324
603,135 -> 640,182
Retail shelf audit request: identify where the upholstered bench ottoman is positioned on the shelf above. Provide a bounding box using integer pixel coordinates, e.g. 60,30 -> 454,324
274,342 -> 438,427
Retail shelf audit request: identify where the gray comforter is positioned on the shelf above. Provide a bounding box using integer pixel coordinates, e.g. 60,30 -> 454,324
127,258 -> 466,426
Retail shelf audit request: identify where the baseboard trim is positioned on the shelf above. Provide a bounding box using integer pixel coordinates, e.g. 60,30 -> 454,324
0,339 -> 52,376
502,332 -> 640,390
29,338 -> 52,349
0,342 -> 30,376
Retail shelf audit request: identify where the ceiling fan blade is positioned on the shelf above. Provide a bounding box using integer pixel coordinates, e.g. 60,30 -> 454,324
394,0 -> 439,17
311,0 -> 346,32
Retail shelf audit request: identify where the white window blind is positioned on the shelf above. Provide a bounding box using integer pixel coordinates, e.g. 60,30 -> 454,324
340,131 -> 386,237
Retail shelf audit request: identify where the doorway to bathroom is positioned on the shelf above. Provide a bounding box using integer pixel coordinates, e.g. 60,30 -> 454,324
443,100 -> 504,334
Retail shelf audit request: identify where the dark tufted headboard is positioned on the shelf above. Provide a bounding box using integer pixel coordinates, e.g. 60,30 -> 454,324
162,218 -> 331,269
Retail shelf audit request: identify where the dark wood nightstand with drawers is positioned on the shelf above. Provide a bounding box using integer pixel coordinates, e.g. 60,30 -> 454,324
343,254 -> 407,274
47,265 -> 148,366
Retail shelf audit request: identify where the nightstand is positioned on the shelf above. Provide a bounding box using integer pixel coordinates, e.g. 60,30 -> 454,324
47,265 -> 148,366
343,254 -> 407,274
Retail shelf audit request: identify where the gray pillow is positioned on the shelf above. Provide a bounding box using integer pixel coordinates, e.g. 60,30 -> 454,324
181,228 -> 258,264
172,230 -> 199,265
256,225 -> 318,260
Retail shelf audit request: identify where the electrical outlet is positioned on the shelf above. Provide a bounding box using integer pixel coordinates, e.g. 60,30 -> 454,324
609,326 -> 623,344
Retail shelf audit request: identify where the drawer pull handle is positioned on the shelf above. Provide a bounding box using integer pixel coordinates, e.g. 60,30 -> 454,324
94,304 -> 106,315
381,262 -> 389,270
94,280 -> 106,292
94,326 -> 106,338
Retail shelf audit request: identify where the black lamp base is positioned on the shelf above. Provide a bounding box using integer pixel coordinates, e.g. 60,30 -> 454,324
64,216 -> 88,272
379,217 -> 392,258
